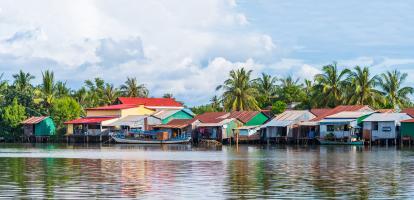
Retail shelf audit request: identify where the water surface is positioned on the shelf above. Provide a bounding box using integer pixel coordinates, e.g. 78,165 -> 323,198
0,144 -> 413,199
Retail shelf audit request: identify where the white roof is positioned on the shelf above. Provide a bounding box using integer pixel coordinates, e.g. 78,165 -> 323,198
152,109 -> 180,119
107,115 -> 159,127
264,120 -> 294,127
326,111 -> 373,119
363,113 -> 412,122
198,118 -> 235,127
235,125 -> 260,130
320,118 -> 355,123
274,110 -> 315,121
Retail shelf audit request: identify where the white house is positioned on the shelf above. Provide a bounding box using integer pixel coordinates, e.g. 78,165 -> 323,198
262,110 -> 316,139
362,113 -> 412,141
319,111 -> 373,139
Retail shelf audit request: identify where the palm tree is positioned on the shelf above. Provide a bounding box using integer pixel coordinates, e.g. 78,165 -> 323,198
216,68 -> 260,111
349,66 -> 383,107
12,70 -> 34,92
301,79 -> 315,109
55,81 -> 70,98
163,93 -> 173,98
120,77 -> 148,97
84,78 -> 106,107
253,73 -> 277,107
102,83 -> 120,105
378,70 -> 414,109
40,70 -> 56,111
277,76 -> 304,106
0,73 -> 8,104
210,95 -> 222,111
314,62 -> 351,107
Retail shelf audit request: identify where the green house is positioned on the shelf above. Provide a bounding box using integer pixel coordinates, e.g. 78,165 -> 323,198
401,119 -> 414,138
229,111 -> 270,126
153,108 -> 195,124
22,116 -> 56,137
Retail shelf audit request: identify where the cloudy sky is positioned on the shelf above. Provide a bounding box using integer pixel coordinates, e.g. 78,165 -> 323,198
0,0 -> 414,106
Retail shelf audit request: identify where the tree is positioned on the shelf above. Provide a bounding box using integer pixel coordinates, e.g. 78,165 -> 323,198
84,78 -> 106,107
40,70 -> 56,112
314,63 -> 351,107
51,97 -> 82,133
120,77 -> 148,97
102,83 -> 120,106
300,79 -> 316,109
210,95 -> 222,111
253,73 -> 277,108
163,93 -> 174,98
277,76 -> 304,105
217,68 -> 260,111
349,66 -> 383,107
12,70 -> 34,93
0,73 -> 8,104
378,70 -> 414,109
0,98 -> 26,136
271,101 -> 286,115
55,81 -> 70,98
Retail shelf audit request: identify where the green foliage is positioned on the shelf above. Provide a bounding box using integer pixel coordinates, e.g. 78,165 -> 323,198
50,97 -> 82,132
0,98 -> 26,136
120,77 -> 148,97
217,68 -> 260,111
378,70 -> 414,109
277,76 -> 305,104
271,101 -> 286,115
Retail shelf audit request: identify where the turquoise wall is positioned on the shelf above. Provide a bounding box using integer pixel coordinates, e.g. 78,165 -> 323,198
245,112 -> 269,126
162,110 -> 193,124
35,117 -> 56,136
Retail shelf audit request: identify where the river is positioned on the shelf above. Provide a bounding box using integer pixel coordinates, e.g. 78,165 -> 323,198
0,144 -> 413,199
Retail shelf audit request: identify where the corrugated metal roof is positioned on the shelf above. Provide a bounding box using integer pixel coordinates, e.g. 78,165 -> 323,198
326,111 -> 373,119
229,111 -> 260,123
153,119 -> 198,129
198,118 -> 235,127
363,113 -> 412,122
152,109 -> 181,119
117,97 -> 183,107
376,109 -> 396,113
401,108 -> 414,118
235,125 -> 260,130
264,120 -> 293,127
21,116 -> 47,125
311,105 -> 373,122
107,115 -> 148,127
274,110 -> 314,121
402,119 -> 414,123
86,104 -> 138,110
320,118 -> 355,123
310,108 -> 333,117
195,112 -> 229,123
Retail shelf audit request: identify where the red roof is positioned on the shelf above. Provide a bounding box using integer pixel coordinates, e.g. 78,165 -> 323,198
153,119 -> 197,129
376,109 -> 396,113
310,108 -> 333,117
86,104 -> 138,110
195,112 -> 229,123
64,117 -> 116,124
401,108 -> 414,117
21,116 -> 47,125
229,111 -> 262,124
117,97 -> 183,107
401,119 -> 414,123
311,105 -> 372,122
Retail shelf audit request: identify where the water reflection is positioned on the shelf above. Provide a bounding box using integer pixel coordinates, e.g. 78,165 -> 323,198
0,144 -> 413,199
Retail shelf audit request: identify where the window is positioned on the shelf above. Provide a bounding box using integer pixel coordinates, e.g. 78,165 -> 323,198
382,127 -> 391,132
344,125 -> 349,131
372,122 -> 379,131
327,125 -> 334,132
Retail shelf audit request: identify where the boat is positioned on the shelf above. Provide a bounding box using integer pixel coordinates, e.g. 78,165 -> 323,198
317,139 -> 364,145
110,131 -> 192,144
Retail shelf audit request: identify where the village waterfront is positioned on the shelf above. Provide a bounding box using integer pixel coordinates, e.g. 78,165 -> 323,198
0,143 -> 413,199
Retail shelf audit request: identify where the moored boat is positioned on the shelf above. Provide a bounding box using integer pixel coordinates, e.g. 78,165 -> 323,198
110,131 -> 192,144
317,139 -> 364,145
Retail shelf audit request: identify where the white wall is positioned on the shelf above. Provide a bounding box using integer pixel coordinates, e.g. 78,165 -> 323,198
320,124 -> 351,139
369,121 -> 397,140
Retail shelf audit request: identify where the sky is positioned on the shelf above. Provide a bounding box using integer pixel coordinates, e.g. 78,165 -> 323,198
0,0 -> 414,106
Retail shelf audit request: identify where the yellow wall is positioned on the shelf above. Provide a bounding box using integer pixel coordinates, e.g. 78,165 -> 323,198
66,124 -> 74,135
121,106 -> 155,117
86,110 -> 121,117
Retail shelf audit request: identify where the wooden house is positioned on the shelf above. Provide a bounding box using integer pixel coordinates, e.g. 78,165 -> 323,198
21,116 -> 56,140
362,113 -> 411,142
153,119 -> 200,139
319,111 -> 373,139
193,112 -> 243,142
262,110 -> 316,142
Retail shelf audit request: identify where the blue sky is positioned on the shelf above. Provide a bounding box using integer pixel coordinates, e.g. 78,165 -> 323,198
0,0 -> 413,106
